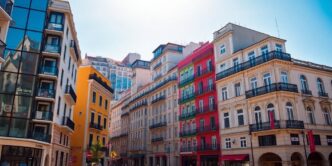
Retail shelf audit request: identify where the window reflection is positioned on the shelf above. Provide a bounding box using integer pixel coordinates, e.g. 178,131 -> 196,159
0,117 -> 10,136
23,31 -> 42,52
31,0 -> 48,11
20,52 -> 38,74
10,7 -> 28,29
6,28 -> 24,50
0,94 -> 14,116
16,74 -> 36,96
14,0 -> 31,8
9,118 -> 28,138
27,10 -> 45,31
1,50 -> 20,72
0,71 -> 17,94
12,96 -> 33,118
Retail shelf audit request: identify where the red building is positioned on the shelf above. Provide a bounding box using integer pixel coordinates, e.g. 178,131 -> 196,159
178,43 -> 220,166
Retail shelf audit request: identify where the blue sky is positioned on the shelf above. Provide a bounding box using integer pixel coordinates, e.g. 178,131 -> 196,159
71,0 -> 332,66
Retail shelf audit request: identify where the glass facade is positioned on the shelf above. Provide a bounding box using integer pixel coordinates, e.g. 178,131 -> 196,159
0,0 -> 51,141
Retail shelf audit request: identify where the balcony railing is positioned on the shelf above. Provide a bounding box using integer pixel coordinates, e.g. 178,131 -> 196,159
39,66 -> 58,76
180,129 -> 197,137
149,122 -> 167,129
195,67 -> 214,78
44,44 -> 61,54
151,95 -> 166,104
36,88 -> 55,98
47,22 -> 64,31
89,122 -> 103,130
62,117 -> 75,131
151,137 -> 164,143
0,0 -> 13,16
216,51 -> 291,80
197,125 -> 219,134
301,89 -> 312,96
180,146 -> 197,152
65,85 -> 77,103
154,74 -> 162,81
197,144 -> 220,151
318,91 -> 329,98
153,62 -> 162,70
89,74 -> 114,93
178,93 -> 195,104
179,76 -> 195,87
179,111 -> 196,121
33,111 -> 53,121
70,40 -> 79,60
30,132 -> 51,143
195,85 -> 215,96
196,104 -> 217,115
245,83 -> 298,99
121,111 -> 129,117
249,120 -> 304,132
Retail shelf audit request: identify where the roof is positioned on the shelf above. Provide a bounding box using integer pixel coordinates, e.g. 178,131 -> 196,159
152,42 -> 184,53
178,42 -> 213,70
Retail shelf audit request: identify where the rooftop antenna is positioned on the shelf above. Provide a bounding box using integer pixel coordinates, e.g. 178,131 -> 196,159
275,16 -> 280,38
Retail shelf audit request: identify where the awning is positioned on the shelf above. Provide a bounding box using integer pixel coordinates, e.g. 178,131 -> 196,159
221,154 -> 249,161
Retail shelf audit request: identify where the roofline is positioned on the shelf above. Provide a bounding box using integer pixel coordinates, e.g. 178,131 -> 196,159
152,42 -> 184,53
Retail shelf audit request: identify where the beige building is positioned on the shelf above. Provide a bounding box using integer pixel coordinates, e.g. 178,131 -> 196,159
213,23 -> 332,166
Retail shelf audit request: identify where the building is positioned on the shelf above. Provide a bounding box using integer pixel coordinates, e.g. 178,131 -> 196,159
71,66 -> 113,166
83,54 -> 138,101
213,23 -> 332,166
0,0 -> 81,165
178,43 -> 221,166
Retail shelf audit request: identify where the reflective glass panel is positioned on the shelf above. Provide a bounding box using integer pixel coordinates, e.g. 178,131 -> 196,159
14,0 -> 31,8
0,71 -> 17,94
31,0 -> 48,11
23,31 -> 42,52
16,74 -> 36,96
1,50 -> 21,72
0,117 -> 10,136
19,52 -> 39,74
0,94 -> 14,116
10,7 -> 28,29
9,118 -> 28,138
6,28 -> 25,50
27,10 -> 45,31
12,96 -> 33,118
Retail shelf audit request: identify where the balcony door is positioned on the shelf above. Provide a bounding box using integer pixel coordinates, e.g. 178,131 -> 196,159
254,106 -> 262,127
33,124 -> 48,141
42,58 -> 57,75
267,104 -> 275,122
201,137 -> 206,149
248,51 -> 256,66
38,81 -> 54,97
263,73 -> 272,91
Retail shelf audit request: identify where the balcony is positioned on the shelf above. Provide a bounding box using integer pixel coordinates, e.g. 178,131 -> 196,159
149,122 -> 167,129
121,111 -> 129,117
197,144 -> 220,152
179,111 -> 196,121
65,85 -> 77,104
154,74 -> 162,81
0,0 -> 13,16
180,146 -> 197,152
151,137 -> 164,143
245,83 -> 298,99
47,22 -> 64,32
179,76 -> 194,87
196,104 -> 217,115
195,67 -> 214,78
301,89 -> 312,96
180,129 -> 197,137
39,66 -> 58,78
216,51 -> 291,80
29,132 -> 51,143
151,95 -> 166,104
36,88 -> 55,100
249,120 -> 304,133
195,85 -> 215,96
89,74 -> 114,93
43,44 -> 61,55
33,111 -> 53,121
178,93 -> 195,104
129,101 -> 147,111
70,40 -> 79,61
153,62 -> 162,70
89,122 -> 103,130
62,117 -> 75,131
318,91 -> 329,98
197,125 -> 219,134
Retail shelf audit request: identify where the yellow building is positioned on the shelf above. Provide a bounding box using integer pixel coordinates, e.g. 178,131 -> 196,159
71,66 -> 113,166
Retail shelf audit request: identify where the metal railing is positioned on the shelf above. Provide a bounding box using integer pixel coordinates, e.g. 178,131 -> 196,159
180,146 -> 197,152
179,76 -> 194,87
217,51 -> 291,80
196,104 -> 217,115
47,22 -> 64,31
65,85 -> 77,102
179,111 -> 196,121
44,44 -> 61,53
301,89 -> 312,96
30,132 -> 51,143
318,91 -> 329,98
180,129 -> 197,137
89,74 -> 114,93
62,117 -> 75,130
89,122 -> 103,130
151,137 -> 164,142
36,88 -> 55,98
245,83 -> 298,98
39,66 -> 58,76
70,40 -> 79,60
195,85 -> 215,96
197,144 -> 220,151
195,66 -> 214,78
178,93 -> 195,104
249,120 -> 304,132
153,62 -> 162,70
197,125 -> 219,134
33,111 -> 53,121
151,95 -> 166,104
149,122 -> 167,129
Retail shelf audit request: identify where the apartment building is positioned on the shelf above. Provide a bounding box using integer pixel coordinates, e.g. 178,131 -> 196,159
178,43 -> 221,166
213,23 -> 332,166
0,0 -> 81,165
71,66 -> 113,166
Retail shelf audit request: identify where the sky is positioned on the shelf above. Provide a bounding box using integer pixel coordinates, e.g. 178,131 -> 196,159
70,0 -> 332,66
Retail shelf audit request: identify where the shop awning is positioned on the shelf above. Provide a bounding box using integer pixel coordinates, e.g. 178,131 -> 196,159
221,154 -> 249,161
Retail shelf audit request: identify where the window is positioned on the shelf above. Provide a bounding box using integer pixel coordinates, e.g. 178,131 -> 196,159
225,138 -> 231,149
313,135 -> 321,145
237,109 -> 244,126
286,102 -> 294,120
327,135 -> 332,146
89,134 -> 93,146
210,116 -> 216,129
290,134 -> 300,145
60,69 -> 64,87
57,97 -> 61,115
102,137 -> 106,145
197,65 -> 201,76
199,100 -> 204,113
263,73 -> 272,86
281,72 -> 288,83
207,60 -> 213,71
90,112 -> 95,124
105,99 -> 108,110
307,107 -> 315,124
261,45 -> 269,55
233,58 -> 239,71
104,118 -> 107,129
55,151 -> 58,166
211,136 -> 217,149
221,87 -> 228,100
60,132 -> 62,144
317,78 -> 326,94
254,106 -> 262,124
258,135 -> 276,146
220,64 -> 226,71
323,108 -> 331,125
209,96 -> 214,110
234,83 -> 241,97
276,44 -> 283,52
220,45 -> 226,55
224,112 -> 230,128
267,103 -> 275,122
99,96 -> 103,106
63,45 -> 67,61
300,75 -> 309,91
92,92 -> 96,103
248,51 -> 255,60
240,137 -> 247,148
199,119 -> 205,131
250,77 -> 258,90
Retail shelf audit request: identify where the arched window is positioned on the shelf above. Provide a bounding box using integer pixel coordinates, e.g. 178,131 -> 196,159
281,72 -> 288,83
323,108 -> 331,125
254,106 -> 262,124
286,102 -> 294,120
300,75 -> 309,91
267,103 -> 275,122
307,107 -> 315,124
317,78 -> 325,94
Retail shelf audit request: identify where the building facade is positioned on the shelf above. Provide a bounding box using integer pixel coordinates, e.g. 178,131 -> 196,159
214,23 -> 332,166
178,43 -> 221,166
0,0 -> 81,166
71,66 -> 113,166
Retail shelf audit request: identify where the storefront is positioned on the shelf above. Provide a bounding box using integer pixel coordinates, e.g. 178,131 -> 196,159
221,154 -> 249,166
0,146 -> 43,166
